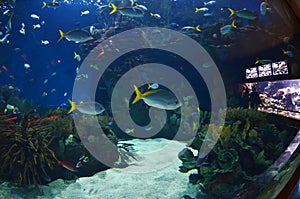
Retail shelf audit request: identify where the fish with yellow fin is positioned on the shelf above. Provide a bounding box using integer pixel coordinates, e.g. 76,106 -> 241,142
220,20 -> 236,35
109,3 -> 145,18
58,29 -> 93,43
67,99 -> 105,115
228,8 -> 257,20
132,85 -> 181,110
42,0 -> 59,9
74,52 -> 81,62
255,58 -> 273,65
282,49 -> 294,58
181,25 -> 201,33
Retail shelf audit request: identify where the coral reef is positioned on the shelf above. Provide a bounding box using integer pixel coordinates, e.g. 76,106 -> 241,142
0,100 -> 122,186
0,85 -> 33,114
179,108 -> 290,198
0,112 -> 57,185
221,107 -> 268,127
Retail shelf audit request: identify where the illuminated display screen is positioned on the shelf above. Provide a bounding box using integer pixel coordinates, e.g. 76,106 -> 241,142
272,60 -> 288,75
240,79 -> 300,120
246,67 -> 258,79
258,64 -> 272,77
246,60 -> 288,79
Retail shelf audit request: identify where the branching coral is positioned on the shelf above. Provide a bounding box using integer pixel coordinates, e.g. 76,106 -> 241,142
0,112 -> 57,185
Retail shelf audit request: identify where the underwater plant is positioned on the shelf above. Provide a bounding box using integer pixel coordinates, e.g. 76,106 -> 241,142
179,108 -> 289,198
224,107 -> 267,127
217,148 -> 239,171
39,108 -> 75,139
260,123 -> 280,143
178,148 -> 196,173
0,112 -> 57,185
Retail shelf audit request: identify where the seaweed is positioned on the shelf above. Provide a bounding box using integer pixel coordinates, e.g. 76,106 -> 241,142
260,123 -> 279,143
254,151 -> 272,171
221,125 -> 231,142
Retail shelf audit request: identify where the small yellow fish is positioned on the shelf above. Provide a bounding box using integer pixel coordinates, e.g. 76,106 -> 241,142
90,64 -> 99,70
150,12 -> 161,19
195,25 -> 201,32
74,52 -> 81,62
30,14 -> 40,20
195,7 -> 209,13
255,58 -> 272,65
33,24 -> 41,29
193,122 -> 198,131
125,128 -> 135,134
181,25 -> 201,32
282,49 -> 294,57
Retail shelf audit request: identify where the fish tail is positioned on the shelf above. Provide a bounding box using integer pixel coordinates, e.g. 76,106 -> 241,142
195,8 -> 199,13
67,99 -> 77,114
150,12 -> 154,17
57,30 -> 65,43
109,3 -> 118,15
74,52 -> 77,59
231,20 -> 237,28
282,49 -> 286,55
9,12 -> 14,21
132,85 -> 143,104
255,58 -> 259,64
42,2 -> 47,8
148,84 -> 151,89
265,0 -> 269,5
33,25 -> 36,29
228,8 -> 235,17
195,25 -> 201,32
80,12 -> 83,16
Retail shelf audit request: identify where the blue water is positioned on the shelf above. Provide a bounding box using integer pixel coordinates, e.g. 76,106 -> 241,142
0,0 -> 101,106
0,0 -> 298,109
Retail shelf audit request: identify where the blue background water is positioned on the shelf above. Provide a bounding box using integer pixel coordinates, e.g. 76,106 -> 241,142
0,0 -> 101,107
0,0 -> 294,109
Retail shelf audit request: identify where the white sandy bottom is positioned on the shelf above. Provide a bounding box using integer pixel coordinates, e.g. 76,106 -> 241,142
38,138 -> 198,199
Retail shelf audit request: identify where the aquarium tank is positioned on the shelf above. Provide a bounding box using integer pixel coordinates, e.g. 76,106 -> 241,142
0,0 -> 299,198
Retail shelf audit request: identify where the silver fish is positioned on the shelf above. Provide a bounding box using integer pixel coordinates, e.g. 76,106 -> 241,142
132,85 -> 182,110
